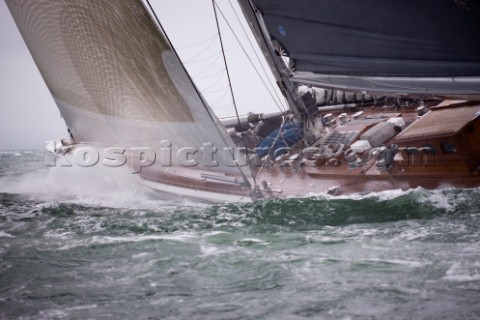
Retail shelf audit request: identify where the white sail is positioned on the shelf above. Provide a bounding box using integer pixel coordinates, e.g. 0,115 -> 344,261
6,0 -> 247,175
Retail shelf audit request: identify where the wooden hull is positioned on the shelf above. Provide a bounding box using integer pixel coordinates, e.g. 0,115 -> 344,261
257,167 -> 480,198
138,164 -> 480,202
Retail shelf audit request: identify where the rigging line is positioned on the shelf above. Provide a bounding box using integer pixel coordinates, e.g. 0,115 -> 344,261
212,101 -> 234,109
194,68 -> 226,79
201,69 -> 227,92
215,5 -> 286,114
203,84 -> 230,94
227,0 -> 287,112
176,33 -> 218,50
183,51 -> 222,64
180,36 -> 220,63
143,0 -> 248,188
192,54 -> 223,77
209,88 -> 231,106
213,0 -> 258,191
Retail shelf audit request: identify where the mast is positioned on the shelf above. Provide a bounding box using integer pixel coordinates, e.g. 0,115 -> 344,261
237,0 -> 311,123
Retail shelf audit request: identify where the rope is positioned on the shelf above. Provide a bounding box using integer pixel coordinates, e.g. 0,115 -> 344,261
227,0 -> 287,113
183,51 -> 222,64
211,101 -> 234,110
213,0 -> 258,191
201,69 -> 227,92
191,51 -> 221,75
203,84 -> 231,95
194,69 -> 227,79
215,2 -> 287,113
176,33 -> 218,50
182,40 -> 221,63
209,87 -> 231,106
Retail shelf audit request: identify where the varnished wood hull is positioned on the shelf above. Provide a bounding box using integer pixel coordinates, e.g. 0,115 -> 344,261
139,164 -> 480,202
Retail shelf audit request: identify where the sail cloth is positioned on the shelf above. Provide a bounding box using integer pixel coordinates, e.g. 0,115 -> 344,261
7,0 -> 246,174
241,0 -> 480,98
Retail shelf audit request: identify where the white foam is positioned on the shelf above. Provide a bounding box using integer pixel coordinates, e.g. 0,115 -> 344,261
0,231 -> 14,238
462,242 -> 480,253
443,262 -> 480,282
417,187 -> 479,212
132,252 -> 149,259
308,188 -> 418,202
235,238 -> 270,246
55,232 -> 198,251
44,230 -> 74,240
200,244 -> 224,256
365,258 -> 427,268
392,227 -> 432,241
38,309 -> 69,319
0,163 -> 203,210
203,231 -> 229,237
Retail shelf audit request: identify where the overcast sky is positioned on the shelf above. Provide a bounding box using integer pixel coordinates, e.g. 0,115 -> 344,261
0,0 -> 284,150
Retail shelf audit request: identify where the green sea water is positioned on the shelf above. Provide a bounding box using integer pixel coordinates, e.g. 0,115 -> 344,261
0,150 -> 479,319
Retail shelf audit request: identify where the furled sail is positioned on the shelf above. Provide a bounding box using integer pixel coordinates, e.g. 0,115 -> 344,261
7,0 -> 247,175
239,0 -> 480,99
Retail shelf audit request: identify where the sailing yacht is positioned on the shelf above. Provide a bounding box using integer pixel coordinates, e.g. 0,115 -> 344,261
6,0 -> 480,202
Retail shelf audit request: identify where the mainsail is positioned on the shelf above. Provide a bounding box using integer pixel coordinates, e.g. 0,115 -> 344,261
239,0 -> 480,99
6,0 -> 246,175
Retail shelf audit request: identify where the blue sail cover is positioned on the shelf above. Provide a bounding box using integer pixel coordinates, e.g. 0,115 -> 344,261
256,122 -> 303,159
